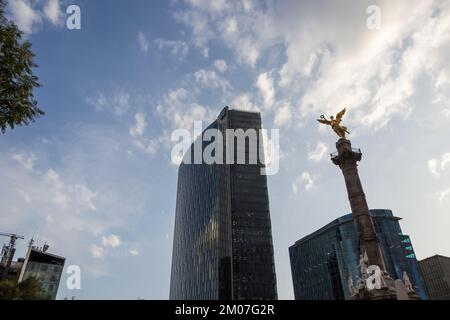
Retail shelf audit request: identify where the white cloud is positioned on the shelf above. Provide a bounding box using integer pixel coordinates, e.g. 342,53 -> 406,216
7,0 -> 64,34
435,70 -> 450,90
308,142 -> 328,162
112,91 -> 131,116
44,169 -> 97,211
292,172 -> 315,194
199,45 -> 210,58
183,0 -> 228,13
45,168 -> 62,186
428,152 -> 450,177
45,214 -> 54,224
72,183 -> 97,211
275,1 -> 450,132
156,87 -> 213,130
52,189 -> 69,207
86,92 -> 108,112
90,244 -> 105,258
256,72 -> 275,109
8,0 -> 42,34
132,138 -> 159,156
12,153 -> 36,171
43,0 -> 63,26
428,159 -> 439,177
129,113 -> 147,137
154,86 -> 218,165
222,16 -> 237,35
274,103 -> 292,127
17,188 -> 31,203
441,154 -> 450,171
138,32 -> 150,54
86,90 -> 131,116
1,145 -> 130,279
174,1 -> 279,66
101,234 -> 121,248
175,103 -> 208,129
213,59 -> 227,73
176,1 -> 450,133
231,93 -> 259,112
194,69 -> 230,91
154,38 -> 189,58
438,188 -> 450,202
129,249 -> 139,256
301,172 -> 315,191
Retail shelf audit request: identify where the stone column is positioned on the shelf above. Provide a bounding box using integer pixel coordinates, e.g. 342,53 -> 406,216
331,138 -> 386,271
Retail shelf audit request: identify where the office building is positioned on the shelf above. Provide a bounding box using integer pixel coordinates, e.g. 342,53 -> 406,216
289,209 -> 427,300
419,255 -> 450,300
17,246 -> 65,300
169,107 -> 277,299
1,235 -> 65,300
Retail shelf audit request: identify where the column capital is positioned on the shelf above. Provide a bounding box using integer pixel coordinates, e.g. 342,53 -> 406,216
331,139 -> 362,166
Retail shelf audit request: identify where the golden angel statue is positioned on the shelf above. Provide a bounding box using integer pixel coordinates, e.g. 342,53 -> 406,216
317,107 -> 350,139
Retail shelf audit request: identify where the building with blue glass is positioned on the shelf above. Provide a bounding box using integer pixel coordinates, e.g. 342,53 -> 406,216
169,107 -> 277,300
289,209 -> 427,300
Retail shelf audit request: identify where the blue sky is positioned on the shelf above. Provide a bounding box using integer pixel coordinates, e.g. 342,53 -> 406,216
1,0 -> 450,299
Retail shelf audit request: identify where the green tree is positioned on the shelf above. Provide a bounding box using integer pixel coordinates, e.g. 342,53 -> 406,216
0,277 -> 48,300
0,0 -> 44,133
19,277 -> 49,300
0,279 -> 20,299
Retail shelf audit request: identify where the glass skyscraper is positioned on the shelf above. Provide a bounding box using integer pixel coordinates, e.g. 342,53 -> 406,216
289,209 -> 427,300
169,107 -> 277,300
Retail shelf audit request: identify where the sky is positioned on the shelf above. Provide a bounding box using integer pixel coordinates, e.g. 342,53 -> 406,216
1,0 -> 450,300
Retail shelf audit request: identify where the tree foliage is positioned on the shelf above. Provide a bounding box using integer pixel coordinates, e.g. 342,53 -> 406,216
0,277 -> 49,300
0,0 -> 44,133
0,279 -> 20,299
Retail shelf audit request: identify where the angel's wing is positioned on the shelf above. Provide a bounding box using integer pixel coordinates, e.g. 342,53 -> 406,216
335,108 -> 346,121
317,119 -> 331,125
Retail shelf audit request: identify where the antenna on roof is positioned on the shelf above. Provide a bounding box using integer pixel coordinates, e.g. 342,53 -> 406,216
28,235 -> 35,249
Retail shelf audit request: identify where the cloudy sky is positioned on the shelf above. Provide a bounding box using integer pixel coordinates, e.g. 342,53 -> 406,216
1,0 -> 450,299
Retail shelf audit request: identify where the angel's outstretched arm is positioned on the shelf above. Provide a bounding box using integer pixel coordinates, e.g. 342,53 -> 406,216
317,119 -> 331,125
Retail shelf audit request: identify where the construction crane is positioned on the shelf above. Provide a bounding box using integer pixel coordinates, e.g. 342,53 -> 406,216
0,232 -> 25,280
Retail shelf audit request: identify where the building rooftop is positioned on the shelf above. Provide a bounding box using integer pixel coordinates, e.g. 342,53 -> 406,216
291,209 -> 401,247
418,254 -> 450,262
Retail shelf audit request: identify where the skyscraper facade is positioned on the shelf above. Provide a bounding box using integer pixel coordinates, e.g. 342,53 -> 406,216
419,255 -> 450,300
169,107 -> 277,300
289,209 -> 427,300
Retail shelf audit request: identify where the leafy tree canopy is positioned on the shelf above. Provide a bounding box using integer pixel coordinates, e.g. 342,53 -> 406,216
0,277 -> 49,300
0,0 -> 44,133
